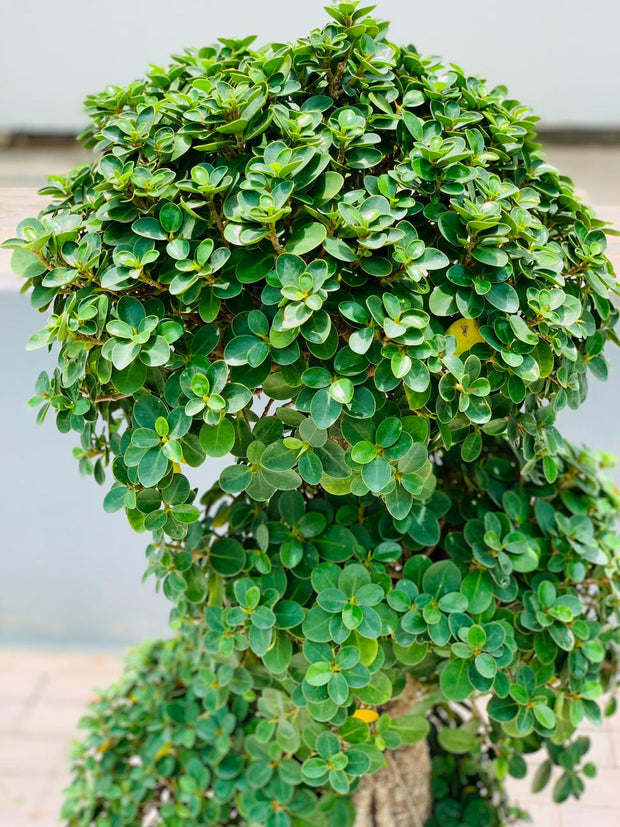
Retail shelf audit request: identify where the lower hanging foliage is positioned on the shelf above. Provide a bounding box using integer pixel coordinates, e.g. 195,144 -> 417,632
59,636 -> 487,827
61,635 -> 370,827
425,710 -> 527,827
61,436 -> 620,826
155,436 -> 620,756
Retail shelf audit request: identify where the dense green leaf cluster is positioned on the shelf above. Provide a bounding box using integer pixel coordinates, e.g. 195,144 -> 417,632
5,0 -> 618,527
62,433 -> 620,824
61,636 -> 398,827
155,438 -> 620,740
425,706 -> 528,827
8,2 -> 620,824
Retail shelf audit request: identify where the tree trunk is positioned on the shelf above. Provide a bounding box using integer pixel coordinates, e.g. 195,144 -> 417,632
353,681 -> 432,827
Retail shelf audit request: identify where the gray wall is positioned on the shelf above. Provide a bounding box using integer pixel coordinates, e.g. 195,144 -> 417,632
0,295 -> 227,646
1,0 -> 619,132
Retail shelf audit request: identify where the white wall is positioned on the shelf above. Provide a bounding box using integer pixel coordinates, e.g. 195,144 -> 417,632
1,0 -> 619,132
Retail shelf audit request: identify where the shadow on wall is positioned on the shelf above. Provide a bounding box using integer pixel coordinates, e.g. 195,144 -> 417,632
1,294 -> 619,646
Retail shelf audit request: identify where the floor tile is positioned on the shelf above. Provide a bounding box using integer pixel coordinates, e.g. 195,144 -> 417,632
507,773 -> 555,806
562,807 -> 620,827
0,773 -> 47,811
576,729 -> 615,768
521,803 -> 563,827
562,768 -> 620,809
18,702 -> 85,739
0,736 -> 69,775
0,701 -> 28,732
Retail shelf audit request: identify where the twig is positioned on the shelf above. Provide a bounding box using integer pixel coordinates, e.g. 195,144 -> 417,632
92,393 -> 132,404
209,199 -> 230,248
328,48 -> 351,100
269,224 -> 284,254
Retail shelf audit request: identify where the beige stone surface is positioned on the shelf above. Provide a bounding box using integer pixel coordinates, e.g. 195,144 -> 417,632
561,807 -> 620,827
0,650 -> 122,826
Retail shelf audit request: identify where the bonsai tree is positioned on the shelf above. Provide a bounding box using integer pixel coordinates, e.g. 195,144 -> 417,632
5,2 -> 619,824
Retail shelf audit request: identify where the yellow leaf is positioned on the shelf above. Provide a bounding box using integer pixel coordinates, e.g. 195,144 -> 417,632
213,505 -> 231,528
353,631 -> 378,666
446,317 -> 484,356
320,473 -> 353,496
353,708 -> 379,724
155,742 -> 173,761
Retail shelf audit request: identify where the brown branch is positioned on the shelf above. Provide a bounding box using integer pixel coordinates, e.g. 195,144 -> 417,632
91,393 -> 132,404
269,224 -> 284,254
262,397 -> 275,418
34,250 -> 53,269
72,333 -> 107,347
139,272 -> 165,292
209,199 -> 230,248
328,48 -> 351,100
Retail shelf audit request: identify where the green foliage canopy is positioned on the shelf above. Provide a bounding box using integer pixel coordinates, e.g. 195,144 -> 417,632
5,2 -> 618,535
6,2 -> 620,825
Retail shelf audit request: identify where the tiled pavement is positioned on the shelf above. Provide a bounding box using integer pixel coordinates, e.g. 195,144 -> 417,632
0,650 -> 619,827
0,650 -> 122,826
1,145 -> 619,825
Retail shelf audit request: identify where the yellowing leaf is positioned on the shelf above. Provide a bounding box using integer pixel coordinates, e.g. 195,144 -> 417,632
353,708 -> 379,723
155,742 -> 174,761
213,505 -> 231,528
353,631 -> 379,666
320,473 -> 353,495
446,317 -> 484,356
